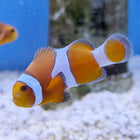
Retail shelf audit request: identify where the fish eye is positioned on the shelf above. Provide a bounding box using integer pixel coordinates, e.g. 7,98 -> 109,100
20,85 -> 28,92
10,28 -> 15,33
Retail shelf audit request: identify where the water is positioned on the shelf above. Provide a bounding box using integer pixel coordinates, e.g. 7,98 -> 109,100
0,0 -> 140,140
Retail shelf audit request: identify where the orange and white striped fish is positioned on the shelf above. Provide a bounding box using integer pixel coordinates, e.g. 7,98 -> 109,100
12,33 -> 132,108
0,22 -> 18,45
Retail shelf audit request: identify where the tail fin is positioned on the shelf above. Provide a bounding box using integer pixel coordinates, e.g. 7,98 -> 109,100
93,33 -> 133,67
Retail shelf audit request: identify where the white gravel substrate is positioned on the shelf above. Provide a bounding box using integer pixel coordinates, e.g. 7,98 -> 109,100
0,56 -> 140,140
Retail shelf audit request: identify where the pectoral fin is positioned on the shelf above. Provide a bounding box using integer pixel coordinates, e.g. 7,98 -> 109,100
40,75 -> 67,105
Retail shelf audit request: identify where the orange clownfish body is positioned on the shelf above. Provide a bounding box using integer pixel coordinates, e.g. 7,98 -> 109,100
0,22 -> 18,45
12,33 -> 132,108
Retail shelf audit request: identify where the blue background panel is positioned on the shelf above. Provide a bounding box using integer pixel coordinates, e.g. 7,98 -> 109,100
0,0 -> 49,70
128,0 -> 140,54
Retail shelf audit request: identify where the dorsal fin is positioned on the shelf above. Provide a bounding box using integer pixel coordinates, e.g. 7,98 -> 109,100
68,39 -> 95,51
34,47 -> 55,60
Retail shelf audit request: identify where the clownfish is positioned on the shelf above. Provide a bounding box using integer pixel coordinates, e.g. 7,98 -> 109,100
12,33 -> 132,108
0,22 -> 18,45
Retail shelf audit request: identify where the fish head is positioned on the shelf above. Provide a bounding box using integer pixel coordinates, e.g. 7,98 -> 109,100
0,24 -> 18,45
12,81 -> 35,108
5,25 -> 18,43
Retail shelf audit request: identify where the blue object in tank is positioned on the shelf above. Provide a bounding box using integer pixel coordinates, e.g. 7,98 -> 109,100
128,0 -> 140,54
0,0 -> 49,70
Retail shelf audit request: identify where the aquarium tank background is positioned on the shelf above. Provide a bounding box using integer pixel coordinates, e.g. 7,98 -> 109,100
0,0 -> 49,70
0,0 -> 140,140
41,0 -> 134,110
0,0 -> 135,109
128,0 -> 140,54
0,0 -> 139,71
50,0 -> 130,75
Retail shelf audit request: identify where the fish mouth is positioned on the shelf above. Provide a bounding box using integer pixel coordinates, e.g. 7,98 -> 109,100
12,98 -> 23,107
12,94 -> 32,108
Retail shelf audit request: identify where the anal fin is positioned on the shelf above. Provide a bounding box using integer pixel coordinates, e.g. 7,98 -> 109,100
62,91 -> 71,102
